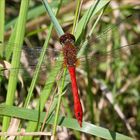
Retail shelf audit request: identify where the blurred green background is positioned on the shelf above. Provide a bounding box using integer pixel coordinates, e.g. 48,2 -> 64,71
0,0 -> 140,140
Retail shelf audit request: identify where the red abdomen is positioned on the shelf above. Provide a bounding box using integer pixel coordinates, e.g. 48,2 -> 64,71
68,66 -> 83,127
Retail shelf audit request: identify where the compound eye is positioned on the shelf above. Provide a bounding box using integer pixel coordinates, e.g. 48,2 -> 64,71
60,33 -> 75,44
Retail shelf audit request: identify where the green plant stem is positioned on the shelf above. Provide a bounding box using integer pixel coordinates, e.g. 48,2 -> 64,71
24,23 -> 53,108
72,0 -> 83,34
88,9 -> 104,37
78,9 -> 105,57
52,68 -> 67,137
23,1 -> 64,139
42,0 -> 64,36
2,0 -> 30,135
75,0 -> 110,40
0,0 -> 5,57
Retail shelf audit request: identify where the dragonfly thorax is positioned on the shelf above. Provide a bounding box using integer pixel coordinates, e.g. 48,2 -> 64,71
62,42 -> 77,67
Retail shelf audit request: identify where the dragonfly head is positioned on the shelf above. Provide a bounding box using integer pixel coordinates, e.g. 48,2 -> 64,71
60,33 -> 75,45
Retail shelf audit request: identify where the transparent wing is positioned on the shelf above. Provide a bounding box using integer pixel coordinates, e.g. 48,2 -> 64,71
78,13 -> 140,57
0,43 -> 64,82
1,42 -> 139,82
1,13 -> 140,81
80,13 -> 139,47
78,42 -> 140,68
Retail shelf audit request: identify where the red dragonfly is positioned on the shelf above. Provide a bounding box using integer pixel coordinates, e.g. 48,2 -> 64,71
60,33 -> 83,126
59,33 -> 140,127
0,17 -> 140,127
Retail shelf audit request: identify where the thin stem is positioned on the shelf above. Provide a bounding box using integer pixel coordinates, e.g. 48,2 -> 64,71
72,0 -> 83,35
88,8 -> 105,37
0,131 -> 51,136
0,0 -> 5,57
52,68 -> 67,137
40,87 -> 57,131
24,24 -> 53,108
2,0 -> 29,133
42,0 -> 64,36
78,9 -> 105,57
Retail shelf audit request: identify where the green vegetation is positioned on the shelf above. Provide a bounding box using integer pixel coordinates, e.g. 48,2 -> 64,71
0,0 -> 140,139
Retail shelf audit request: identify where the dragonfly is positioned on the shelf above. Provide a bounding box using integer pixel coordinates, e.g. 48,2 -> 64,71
60,33 -> 83,127
0,15 -> 140,127
58,33 -> 140,127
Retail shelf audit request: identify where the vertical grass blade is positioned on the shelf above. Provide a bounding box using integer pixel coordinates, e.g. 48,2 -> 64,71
0,0 -> 5,57
23,1 -> 63,139
77,8 -> 105,57
42,0 -> 64,36
72,0 -> 83,35
2,0 -> 30,134
23,61 -> 62,140
75,0 -> 110,40
52,68 -> 67,137
23,24 -> 53,108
